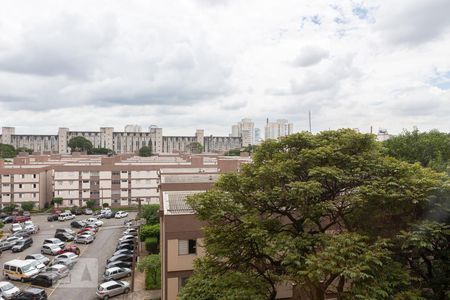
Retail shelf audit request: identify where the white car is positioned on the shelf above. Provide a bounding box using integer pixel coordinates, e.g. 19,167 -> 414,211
41,244 -> 62,256
25,259 -> 46,272
85,218 -> 103,227
10,224 -> 22,233
53,253 -> 78,269
75,233 -> 94,244
25,254 -> 50,266
58,212 -> 75,221
24,221 -> 39,233
0,281 -> 20,299
115,211 -> 128,219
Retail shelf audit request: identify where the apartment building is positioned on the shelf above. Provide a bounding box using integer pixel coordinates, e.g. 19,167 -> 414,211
265,119 -> 294,140
230,118 -> 255,146
1,126 -> 242,155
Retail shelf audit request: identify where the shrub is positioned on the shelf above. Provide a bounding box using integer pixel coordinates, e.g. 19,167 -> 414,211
140,224 -> 160,242
145,237 -> 158,253
102,203 -> 109,208
3,204 -> 17,214
21,201 -> 35,211
86,200 -> 96,209
142,204 -> 159,225
138,254 -> 161,290
52,197 -> 63,205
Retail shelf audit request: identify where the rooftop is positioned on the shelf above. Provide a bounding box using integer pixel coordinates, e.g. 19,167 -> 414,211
163,191 -> 204,215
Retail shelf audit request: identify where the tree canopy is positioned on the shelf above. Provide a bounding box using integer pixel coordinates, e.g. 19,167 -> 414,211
68,136 -> 93,153
15,147 -> 33,155
0,143 -> 16,158
139,145 -> 153,157
180,129 -> 449,300
186,142 -> 203,154
383,128 -> 450,172
90,147 -> 114,155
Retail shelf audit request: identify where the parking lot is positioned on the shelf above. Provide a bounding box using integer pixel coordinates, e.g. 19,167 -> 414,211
0,212 -> 137,299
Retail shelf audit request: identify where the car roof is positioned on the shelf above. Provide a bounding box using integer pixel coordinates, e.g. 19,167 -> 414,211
0,281 -> 13,287
100,280 -> 121,288
49,264 -> 67,269
24,287 -> 44,294
106,267 -> 121,272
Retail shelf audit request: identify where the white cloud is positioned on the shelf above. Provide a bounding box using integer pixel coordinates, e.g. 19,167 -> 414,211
292,46 -> 329,67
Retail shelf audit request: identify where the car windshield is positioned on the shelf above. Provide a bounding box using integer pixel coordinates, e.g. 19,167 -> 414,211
2,283 -> 14,291
22,264 -> 33,272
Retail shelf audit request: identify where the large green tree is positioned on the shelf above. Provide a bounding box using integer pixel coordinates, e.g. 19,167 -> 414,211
68,136 -> 93,153
383,129 -> 450,172
139,145 -> 153,157
186,142 -> 203,154
180,130 -> 448,300
0,143 -> 16,158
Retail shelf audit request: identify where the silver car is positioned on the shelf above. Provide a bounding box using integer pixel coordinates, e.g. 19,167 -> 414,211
0,281 -> 20,299
103,267 -> 131,281
75,233 -> 94,244
46,264 -> 70,279
25,254 -> 50,266
0,236 -> 23,251
96,280 -> 130,299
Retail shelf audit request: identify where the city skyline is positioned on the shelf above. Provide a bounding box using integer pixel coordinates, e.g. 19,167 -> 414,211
0,1 -> 449,136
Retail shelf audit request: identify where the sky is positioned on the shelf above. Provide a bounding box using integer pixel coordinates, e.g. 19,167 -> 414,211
0,0 -> 449,136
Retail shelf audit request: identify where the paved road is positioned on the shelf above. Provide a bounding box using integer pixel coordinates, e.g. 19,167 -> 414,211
0,212 -> 136,300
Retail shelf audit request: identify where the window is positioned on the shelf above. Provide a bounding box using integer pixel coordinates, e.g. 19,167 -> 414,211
19,194 -> 22,198
178,239 -> 196,255
121,171 -> 127,174
112,180 -> 120,184
3,175 -> 9,177
121,180 -> 127,183
33,174 -> 37,179
83,180 -> 89,183
19,184 -> 23,188
21,174 -> 25,179
33,193 -> 36,197
33,184 -> 37,188
112,172 -> 120,176
70,200 -> 73,205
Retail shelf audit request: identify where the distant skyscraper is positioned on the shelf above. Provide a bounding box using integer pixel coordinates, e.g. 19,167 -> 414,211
264,119 -> 294,140
230,118 -> 255,146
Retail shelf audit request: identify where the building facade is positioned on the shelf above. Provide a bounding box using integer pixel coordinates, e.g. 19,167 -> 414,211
264,119 -> 294,140
1,126 -> 241,155
230,118 -> 255,146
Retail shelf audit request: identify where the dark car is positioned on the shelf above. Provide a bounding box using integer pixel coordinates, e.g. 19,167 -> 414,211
105,261 -> 132,269
30,272 -> 59,288
71,207 -> 83,215
113,249 -> 134,256
11,287 -> 47,300
12,237 -> 33,252
116,243 -> 135,251
70,221 -> 85,229
107,254 -> 133,264
54,233 -> 74,242
12,230 -> 32,238
3,216 -> 16,223
117,240 -> 134,247
47,214 -> 59,222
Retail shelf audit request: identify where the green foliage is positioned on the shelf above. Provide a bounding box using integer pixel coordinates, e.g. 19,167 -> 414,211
140,224 -> 160,242
90,147 -> 114,155
138,145 -> 153,157
52,197 -> 63,205
144,237 -> 158,253
15,147 -> 33,155
137,254 -> 160,290
142,204 -> 159,225
102,203 -> 109,208
224,148 -> 241,156
184,129 -> 449,299
186,142 -> 203,154
0,143 -> 16,158
20,202 -> 34,211
383,128 -> 450,172
3,204 -> 17,214
0,221 -> 4,229
86,200 -> 96,209
68,136 -> 93,153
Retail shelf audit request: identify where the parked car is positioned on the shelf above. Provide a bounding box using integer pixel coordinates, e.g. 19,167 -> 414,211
56,245 -> 80,256
12,287 -> 47,300
115,211 -> 128,219
23,221 -> 39,234
25,254 -> 50,266
103,267 -> 131,281
25,259 -> 46,273
115,243 -> 134,251
54,233 -> 74,242
107,254 -> 133,264
118,235 -> 135,243
47,214 -> 59,222
96,280 -> 130,299
57,213 -> 74,222
3,259 -> 39,282
22,211 -> 31,218
10,224 -> 23,233
13,216 -> 30,223
122,228 -> 137,236
11,230 -> 31,238
41,244 -> 62,256
55,228 -> 75,235
70,220 -> 85,229
53,253 -> 78,268
12,237 -> 33,253
30,273 -> 58,288
105,261 -> 132,270
70,207 -> 83,215
113,249 -> 133,257
0,281 -> 20,299
0,236 -> 23,251
45,264 -> 69,280
74,234 -> 94,244
117,240 -> 134,247
2,216 -> 15,224
85,218 -> 103,227
83,208 -> 93,215
78,227 -> 97,236
42,238 -> 64,249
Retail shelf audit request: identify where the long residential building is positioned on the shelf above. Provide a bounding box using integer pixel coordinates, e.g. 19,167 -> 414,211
0,126 -> 242,154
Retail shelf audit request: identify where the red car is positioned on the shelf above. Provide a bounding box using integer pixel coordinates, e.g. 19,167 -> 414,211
57,245 -> 81,256
78,227 -> 97,235
14,215 -> 31,223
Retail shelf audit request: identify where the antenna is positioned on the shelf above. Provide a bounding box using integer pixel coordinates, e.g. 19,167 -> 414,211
308,111 -> 312,133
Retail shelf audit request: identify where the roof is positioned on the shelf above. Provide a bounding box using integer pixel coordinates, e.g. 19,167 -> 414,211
163,191 -> 204,215
161,174 -> 220,183
4,259 -> 31,267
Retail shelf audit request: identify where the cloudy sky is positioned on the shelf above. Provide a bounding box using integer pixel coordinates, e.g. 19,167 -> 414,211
0,0 -> 449,136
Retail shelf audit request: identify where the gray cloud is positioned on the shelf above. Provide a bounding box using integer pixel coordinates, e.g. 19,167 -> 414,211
292,46 -> 329,67
377,0 -> 450,45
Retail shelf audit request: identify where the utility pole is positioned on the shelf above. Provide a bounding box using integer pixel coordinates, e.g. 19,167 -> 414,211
308,110 -> 312,133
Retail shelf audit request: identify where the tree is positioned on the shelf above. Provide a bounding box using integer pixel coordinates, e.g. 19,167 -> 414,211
52,197 -> 63,206
224,148 -> 241,156
21,202 -> 34,211
142,204 -> 159,225
102,203 -> 109,208
139,145 -> 152,157
144,237 -> 158,253
182,130 -> 448,299
90,147 -> 114,155
140,224 -> 160,242
2,204 -> 16,214
0,143 -> 16,158
383,128 -> 450,172
186,142 -> 203,154
15,147 -> 33,155
86,200 -> 96,209
137,254 -> 161,289
68,136 -> 93,153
